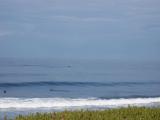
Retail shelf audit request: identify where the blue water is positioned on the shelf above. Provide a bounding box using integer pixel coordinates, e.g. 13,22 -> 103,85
0,81 -> 160,98
0,58 -> 160,118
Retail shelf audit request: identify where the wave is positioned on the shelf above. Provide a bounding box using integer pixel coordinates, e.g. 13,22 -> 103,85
0,97 -> 160,110
0,81 -> 160,87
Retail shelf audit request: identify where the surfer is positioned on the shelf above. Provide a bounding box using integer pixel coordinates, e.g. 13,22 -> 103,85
3,90 -> 7,94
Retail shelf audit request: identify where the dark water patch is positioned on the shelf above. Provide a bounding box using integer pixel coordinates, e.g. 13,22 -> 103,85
0,63 -> 72,69
21,64 -> 71,69
0,73 -> 47,77
99,95 -> 160,99
49,89 -> 70,92
0,81 -> 159,88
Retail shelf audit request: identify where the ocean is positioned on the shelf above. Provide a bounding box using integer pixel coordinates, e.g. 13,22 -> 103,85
0,58 -> 160,118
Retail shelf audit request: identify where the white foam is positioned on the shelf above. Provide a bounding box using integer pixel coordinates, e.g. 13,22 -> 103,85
0,97 -> 160,110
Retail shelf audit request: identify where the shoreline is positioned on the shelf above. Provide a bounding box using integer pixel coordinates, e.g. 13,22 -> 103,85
1,97 -> 160,119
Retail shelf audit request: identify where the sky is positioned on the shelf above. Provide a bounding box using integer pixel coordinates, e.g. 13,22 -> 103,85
0,0 -> 160,61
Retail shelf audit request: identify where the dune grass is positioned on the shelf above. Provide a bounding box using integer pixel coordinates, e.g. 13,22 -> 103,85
5,107 -> 160,120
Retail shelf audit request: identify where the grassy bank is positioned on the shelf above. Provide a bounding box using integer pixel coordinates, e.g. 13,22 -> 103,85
6,107 -> 160,120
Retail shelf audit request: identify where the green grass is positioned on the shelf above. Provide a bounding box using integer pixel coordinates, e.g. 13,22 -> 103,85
5,107 -> 160,120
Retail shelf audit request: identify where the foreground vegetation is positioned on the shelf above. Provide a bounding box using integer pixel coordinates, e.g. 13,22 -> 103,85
5,107 -> 160,120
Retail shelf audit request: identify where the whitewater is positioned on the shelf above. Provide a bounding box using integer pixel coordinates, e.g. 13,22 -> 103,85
0,97 -> 160,110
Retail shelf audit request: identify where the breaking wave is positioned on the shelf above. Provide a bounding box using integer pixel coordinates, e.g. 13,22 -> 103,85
0,97 -> 160,110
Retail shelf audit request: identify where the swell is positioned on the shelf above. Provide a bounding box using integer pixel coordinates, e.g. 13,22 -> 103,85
0,81 -> 160,87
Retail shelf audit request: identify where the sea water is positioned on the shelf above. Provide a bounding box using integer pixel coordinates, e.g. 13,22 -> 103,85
0,58 -> 160,118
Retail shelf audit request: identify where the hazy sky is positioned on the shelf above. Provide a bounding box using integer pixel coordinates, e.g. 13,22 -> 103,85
0,0 -> 160,60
